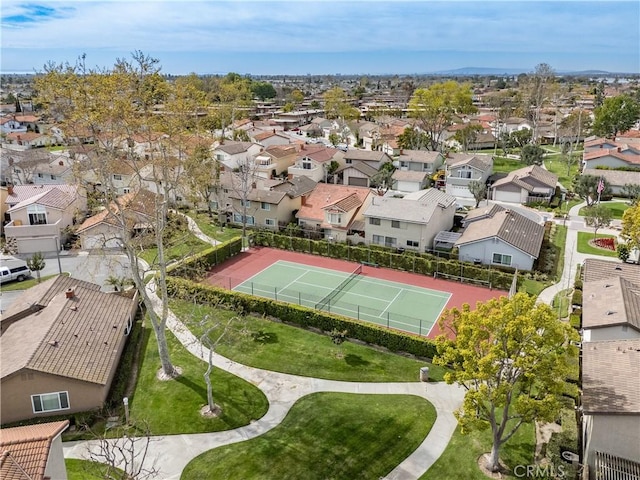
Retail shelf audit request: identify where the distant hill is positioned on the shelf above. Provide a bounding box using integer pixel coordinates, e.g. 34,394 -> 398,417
430,67 -> 527,75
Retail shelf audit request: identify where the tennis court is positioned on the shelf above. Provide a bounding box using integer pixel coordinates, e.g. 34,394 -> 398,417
233,260 -> 451,336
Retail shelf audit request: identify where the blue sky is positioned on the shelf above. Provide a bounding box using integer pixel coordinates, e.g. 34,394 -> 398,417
1,1 -> 639,75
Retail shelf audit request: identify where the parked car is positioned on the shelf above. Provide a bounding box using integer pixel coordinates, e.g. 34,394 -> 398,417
0,265 -> 32,284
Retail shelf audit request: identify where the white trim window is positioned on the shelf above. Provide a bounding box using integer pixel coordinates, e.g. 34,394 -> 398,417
32,391 -> 70,413
261,202 -> 270,211
233,213 -> 255,225
369,217 -> 381,225
265,218 -> 276,227
27,204 -> 47,225
328,213 -> 342,225
113,174 -> 123,181
492,253 -> 512,266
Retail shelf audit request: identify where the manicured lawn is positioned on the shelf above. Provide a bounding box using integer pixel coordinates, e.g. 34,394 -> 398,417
576,232 -> 618,258
493,156 -> 524,173
187,211 -> 243,242
66,459 -> 125,480
0,273 -> 67,291
139,231 -> 211,265
553,225 -> 568,281
170,299 -> 446,382
129,324 -> 269,435
579,201 -> 629,219
182,392 -> 436,480
420,421 -> 535,479
552,288 -> 572,319
543,153 -> 580,188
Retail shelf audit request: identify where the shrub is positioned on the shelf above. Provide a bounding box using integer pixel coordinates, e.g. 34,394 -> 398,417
571,289 -> 582,307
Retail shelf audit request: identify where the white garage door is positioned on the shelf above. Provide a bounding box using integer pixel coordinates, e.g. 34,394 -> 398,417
82,234 -> 121,250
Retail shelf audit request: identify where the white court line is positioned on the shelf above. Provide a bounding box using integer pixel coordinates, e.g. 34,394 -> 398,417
378,288 -> 404,318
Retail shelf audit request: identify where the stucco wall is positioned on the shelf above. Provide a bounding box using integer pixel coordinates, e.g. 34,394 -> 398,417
583,414 -> 640,475
458,238 -> 534,270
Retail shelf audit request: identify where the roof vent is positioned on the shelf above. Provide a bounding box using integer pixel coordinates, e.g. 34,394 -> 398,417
615,266 -> 622,271
65,288 -> 75,299
48,340 -> 59,347
606,310 -> 616,315
605,284 -> 613,288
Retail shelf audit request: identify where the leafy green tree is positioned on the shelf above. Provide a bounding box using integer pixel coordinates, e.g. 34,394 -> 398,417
509,129 -> 532,148
520,144 -> 545,166
621,202 -> 640,251
323,87 -> 360,121
397,128 -> 430,150
584,204 -> 613,237
593,94 -> 640,138
408,81 -> 476,151
617,243 -> 630,262
26,251 -> 46,283
468,180 -> 487,207
288,89 -> 305,105
573,175 -> 611,206
622,184 -> 640,206
435,293 -> 577,473
328,132 -> 340,146
251,81 -> 276,100
453,124 -> 483,152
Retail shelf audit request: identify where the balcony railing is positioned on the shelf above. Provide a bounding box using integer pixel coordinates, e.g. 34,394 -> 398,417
5,219 -> 62,238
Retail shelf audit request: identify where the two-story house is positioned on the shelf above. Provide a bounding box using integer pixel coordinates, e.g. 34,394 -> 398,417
226,176 -> 317,230
580,258 -> 640,477
213,141 -> 263,171
288,145 -> 345,183
445,153 -> 493,204
4,184 -> 86,254
396,150 -> 445,175
296,183 -> 373,242
253,144 -> 300,179
343,150 -> 393,171
363,188 -> 457,251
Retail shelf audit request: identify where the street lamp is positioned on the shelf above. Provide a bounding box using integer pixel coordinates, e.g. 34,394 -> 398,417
123,397 -> 130,425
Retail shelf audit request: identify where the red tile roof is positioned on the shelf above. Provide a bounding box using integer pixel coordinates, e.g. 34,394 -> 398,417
0,420 -> 69,480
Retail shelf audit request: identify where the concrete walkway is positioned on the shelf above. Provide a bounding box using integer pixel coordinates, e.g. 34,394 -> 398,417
537,200 -> 624,305
64,218 -> 465,479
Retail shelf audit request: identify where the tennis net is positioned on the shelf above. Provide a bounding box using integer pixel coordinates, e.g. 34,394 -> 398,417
315,264 -> 363,311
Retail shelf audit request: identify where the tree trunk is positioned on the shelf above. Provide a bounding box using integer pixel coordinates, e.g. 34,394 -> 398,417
489,437 -> 502,472
205,348 -> 215,411
155,326 -> 175,376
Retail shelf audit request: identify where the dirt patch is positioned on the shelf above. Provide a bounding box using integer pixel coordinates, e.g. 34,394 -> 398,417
478,453 -> 509,479
200,404 -> 222,418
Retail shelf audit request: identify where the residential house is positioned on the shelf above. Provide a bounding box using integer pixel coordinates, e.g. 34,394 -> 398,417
76,189 -> 157,250
582,168 -> 640,196
489,165 -> 558,205
445,153 -> 493,204
491,117 -> 532,137
396,150 -> 444,174
288,145 -> 345,183
2,147 -> 52,185
213,141 -> 263,171
32,154 -> 74,185
391,170 -> 431,193
226,176 -> 316,229
336,161 -> 379,188
0,421 -> 69,479
0,116 -> 27,135
296,183 -> 373,242
5,132 -> 56,149
580,258 -> 640,476
357,122 -> 380,151
454,205 -> 544,270
272,109 -> 324,130
343,150 -> 392,171
363,188 -> 456,251
253,144 -> 300,179
0,275 -> 138,424
253,130 -> 292,148
582,144 -> 640,170
4,184 -> 86,254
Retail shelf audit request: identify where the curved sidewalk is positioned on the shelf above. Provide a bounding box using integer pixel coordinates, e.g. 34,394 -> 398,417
537,200 -> 624,305
65,264 -> 465,479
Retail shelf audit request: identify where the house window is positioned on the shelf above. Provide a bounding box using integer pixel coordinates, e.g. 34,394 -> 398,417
369,217 -> 381,225
407,240 -> 419,247
346,158 -> 352,164
261,202 -> 270,211
233,213 -> 254,225
113,174 -> 122,181
391,220 -> 400,228
302,160 -> 312,170
265,218 -> 276,227
27,204 -> 47,225
384,236 -> 397,248
122,188 -> 131,194
372,234 -> 384,245
240,199 -> 251,208
216,154 -> 224,161
176,196 -> 183,202
210,200 -> 219,209
492,253 -> 512,266
458,167 -> 472,179
400,161 -> 409,168
328,213 -> 342,224
37,173 -> 43,178
50,175 -> 55,180
32,391 -> 69,413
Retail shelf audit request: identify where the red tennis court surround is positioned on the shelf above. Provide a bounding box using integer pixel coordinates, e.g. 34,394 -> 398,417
203,246 -> 508,339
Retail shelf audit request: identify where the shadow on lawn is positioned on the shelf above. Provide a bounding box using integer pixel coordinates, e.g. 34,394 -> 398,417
345,354 -> 370,367
252,330 -> 279,344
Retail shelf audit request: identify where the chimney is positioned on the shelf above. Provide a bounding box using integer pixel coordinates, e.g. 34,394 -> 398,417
301,195 -> 307,205
251,182 -> 257,189
58,160 -> 64,166
7,184 -> 14,195
65,288 -> 75,299
617,146 -> 621,152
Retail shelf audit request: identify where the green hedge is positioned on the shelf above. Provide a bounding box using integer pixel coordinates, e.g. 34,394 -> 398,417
251,231 -> 518,291
571,289 -> 582,307
166,277 -> 439,360
167,237 -> 243,280
546,408 -> 579,479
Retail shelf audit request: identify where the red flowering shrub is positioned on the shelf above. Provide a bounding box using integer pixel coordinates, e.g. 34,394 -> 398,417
592,237 -> 616,251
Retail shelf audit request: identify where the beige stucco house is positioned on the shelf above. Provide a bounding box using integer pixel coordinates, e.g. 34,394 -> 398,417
445,153 -> 493,204
363,188 -> 456,251
4,184 -> 86,254
0,276 -> 138,424
489,164 -> 557,205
